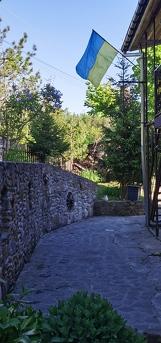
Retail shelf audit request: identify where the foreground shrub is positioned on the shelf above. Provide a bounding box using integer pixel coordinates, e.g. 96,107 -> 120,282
0,301 -> 43,342
0,292 -> 146,342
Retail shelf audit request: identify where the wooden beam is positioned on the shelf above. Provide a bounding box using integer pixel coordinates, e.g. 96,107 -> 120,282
129,0 -> 161,50
139,39 -> 161,48
148,9 -> 161,40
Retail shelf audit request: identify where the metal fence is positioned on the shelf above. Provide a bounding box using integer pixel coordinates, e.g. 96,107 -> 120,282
3,147 -> 67,167
3,147 -> 41,163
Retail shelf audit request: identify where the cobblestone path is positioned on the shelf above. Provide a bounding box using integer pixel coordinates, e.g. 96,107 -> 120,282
14,216 -> 161,334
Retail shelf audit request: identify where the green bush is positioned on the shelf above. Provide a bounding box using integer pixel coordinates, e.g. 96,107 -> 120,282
80,169 -> 102,183
0,292 -> 146,343
0,300 -> 43,343
97,182 -> 120,200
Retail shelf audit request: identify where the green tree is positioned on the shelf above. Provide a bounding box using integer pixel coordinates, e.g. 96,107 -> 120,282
29,84 -> 68,162
103,104 -> 141,196
55,111 -> 103,168
1,90 -> 41,147
29,111 -> 68,162
85,81 -> 118,117
0,24 -> 40,148
85,58 -> 142,195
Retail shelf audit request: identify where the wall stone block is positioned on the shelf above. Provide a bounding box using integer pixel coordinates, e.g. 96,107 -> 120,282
94,200 -> 144,216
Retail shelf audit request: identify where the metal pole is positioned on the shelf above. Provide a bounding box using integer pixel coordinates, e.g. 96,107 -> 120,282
153,17 -> 159,236
122,57 -> 125,114
140,52 -> 149,225
145,32 -> 151,226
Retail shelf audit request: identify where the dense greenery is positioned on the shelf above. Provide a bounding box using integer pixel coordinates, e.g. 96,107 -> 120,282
85,82 -> 117,117
0,26 -> 40,148
85,59 -> 142,196
97,182 -> 121,200
103,80 -> 142,196
0,22 -> 103,164
55,112 -> 104,161
80,169 -> 102,183
0,24 -> 69,161
0,292 -> 146,343
1,18 -> 157,196
29,112 -> 68,162
28,84 -> 68,162
0,21 -> 143,190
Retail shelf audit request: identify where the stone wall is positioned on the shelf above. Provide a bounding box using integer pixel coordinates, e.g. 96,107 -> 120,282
94,200 -> 144,216
0,162 -> 96,294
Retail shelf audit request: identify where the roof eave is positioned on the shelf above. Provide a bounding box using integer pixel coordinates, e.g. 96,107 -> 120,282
121,0 -> 149,52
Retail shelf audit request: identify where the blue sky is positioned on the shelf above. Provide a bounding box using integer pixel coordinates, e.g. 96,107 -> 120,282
1,0 -> 138,113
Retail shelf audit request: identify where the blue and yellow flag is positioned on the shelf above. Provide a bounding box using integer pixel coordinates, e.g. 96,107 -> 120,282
76,30 -> 117,87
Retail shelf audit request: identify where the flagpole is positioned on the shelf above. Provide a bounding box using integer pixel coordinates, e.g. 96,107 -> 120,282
92,29 -> 135,66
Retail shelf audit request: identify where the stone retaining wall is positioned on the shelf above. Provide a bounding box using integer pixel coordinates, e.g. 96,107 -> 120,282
94,200 -> 144,216
0,162 -> 96,294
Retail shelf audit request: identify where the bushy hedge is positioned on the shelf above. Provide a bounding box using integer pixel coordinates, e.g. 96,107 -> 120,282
0,292 -> 146,343
80,169 -> 102,183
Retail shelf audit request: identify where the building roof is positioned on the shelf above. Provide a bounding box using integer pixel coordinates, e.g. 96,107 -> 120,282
121,0 -> 161,52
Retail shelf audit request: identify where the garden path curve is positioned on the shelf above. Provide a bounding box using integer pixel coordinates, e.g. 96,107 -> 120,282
14,216 -> 161,335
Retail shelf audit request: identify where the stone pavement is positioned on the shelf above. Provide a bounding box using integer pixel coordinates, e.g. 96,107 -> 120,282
14,216 -> 161,334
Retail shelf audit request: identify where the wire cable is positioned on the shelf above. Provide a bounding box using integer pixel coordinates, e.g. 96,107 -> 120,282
3,39 -> 80,81
3,39 -> 137,85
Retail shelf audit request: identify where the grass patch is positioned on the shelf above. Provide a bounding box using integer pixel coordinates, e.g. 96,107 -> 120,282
97,182 -> 144,201
97,182 -> 120,200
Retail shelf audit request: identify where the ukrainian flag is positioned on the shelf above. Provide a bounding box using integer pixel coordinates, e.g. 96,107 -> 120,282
76,30 -> 117,87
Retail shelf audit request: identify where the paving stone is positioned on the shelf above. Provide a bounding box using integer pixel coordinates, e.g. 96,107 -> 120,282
14,215 -> 161,334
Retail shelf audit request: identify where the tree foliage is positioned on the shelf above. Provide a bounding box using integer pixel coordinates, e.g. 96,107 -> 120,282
0,23 -> 69,162
104,106 -> 141,188
85,58 -> 142,192
55,111 -> 104,162
0,24 -> 40,146
29,111 -> 68,162
1,90 -> 41,144
85,82 -> 118,117
0,22 -> 143,176
41,83 -> 62,110
29,84 -> 68,162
